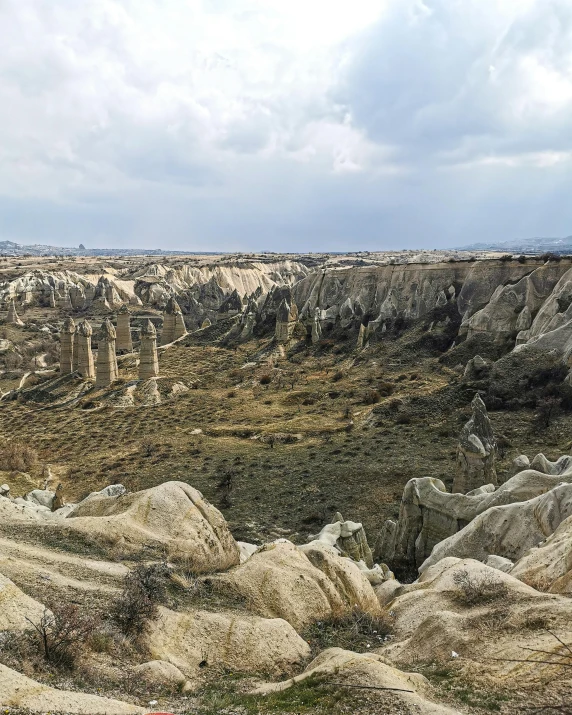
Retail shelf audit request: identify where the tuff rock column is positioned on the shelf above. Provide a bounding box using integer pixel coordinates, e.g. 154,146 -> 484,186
139,319 -> 159,379
275,298 -> 298,342
95,318 -> 119,387
76,319 -> 95,379
161,297 -> 186,345
6,300 -> 24,326
116,305 -> 133,352
311,308 -> 322,344
60,317 -> 76,374
453,393 -> 497,494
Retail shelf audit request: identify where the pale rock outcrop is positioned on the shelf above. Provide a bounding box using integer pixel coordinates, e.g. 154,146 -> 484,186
511,513 -> 572,594
310,512 -> 374,567
485,554 -> 514,573
381,557 -> 572,680
275,298 -> 298,342
60,316 -> 75,374
66,481 -> 240,569
420,483 -> 572,571
454,394 -> 497,493
512,454 -> 530,474
6,300 -> 24,326
252,648 -> 458,714
139,319 -> 159,379
215,540 -> 380,630
132,660 -> 191,693
201,318 -> 212,329
530,452 -> 572,474
379,466 -> 572,568
0,572 -> 45,630
95,317 -> 119,388
463,354 -> 489,379
356,322 -> 370,349
116,304 -> 133,352
25,489 -> 57,509
161,297 -> 186,345
0,663 -> 144,714
76,319 -> 95,379
145,606 -> 310,682
311,307 -> 322,344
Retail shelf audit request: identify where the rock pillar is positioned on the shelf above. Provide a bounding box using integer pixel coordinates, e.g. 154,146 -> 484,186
116,305 -> 133,352
275,298 -> 298,343
311,308 -> 322,344
139,319 -> 159,379
453,393 -> 497,494
60,317 -> 76,374
95,318 -> 119,387
76,319 -> 95,379
6,300 -> 24,326
161,297 -> 187,345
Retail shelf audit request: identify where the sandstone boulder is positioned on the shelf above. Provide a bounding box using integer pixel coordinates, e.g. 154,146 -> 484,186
215,540 -> 380,630
145,606 -> 310,681
66,481 -> 240,570
132,659 -> 191,693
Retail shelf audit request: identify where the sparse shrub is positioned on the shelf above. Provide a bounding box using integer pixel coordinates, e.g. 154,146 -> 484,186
26,602 -> 100,669
303,607 -> 392,658
0,441 -> 38,472
499,254 -> 513,262
517,255 -> 527,264
535,396 -> 559,429
363,389 -> 381,405
377,380 -> 395,396
226,390 -> 236,398
140,438 -> 158,457
112,562 -> 170,636
331,370 -> 344,382
259,373 -> 272,385
452,569 -> 509,606
395,412 -> 412,424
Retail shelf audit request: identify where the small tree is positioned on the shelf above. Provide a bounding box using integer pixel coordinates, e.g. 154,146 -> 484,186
536,396 -> 559,429
26,602 -> 100,668
112,562 -> 170,636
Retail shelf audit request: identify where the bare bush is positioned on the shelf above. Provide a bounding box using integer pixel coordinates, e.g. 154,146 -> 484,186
0,441 -> 38,472
112,562 -> 170,636
303,607 -> 392,658
140,438 -> 158,457
453,569 -> 509,606
26,602 -> 100,669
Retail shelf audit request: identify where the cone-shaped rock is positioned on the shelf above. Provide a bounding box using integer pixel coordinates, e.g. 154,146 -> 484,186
60,317 -> 76,374
6,300 -> 24,326
453,393 -> 497,493
139,319 -> 159,379
116,304 -> 133,352
95,318 -> 118,387
275,298 -> 298,342
76,319 -> 95,379
161,297 -> 187,345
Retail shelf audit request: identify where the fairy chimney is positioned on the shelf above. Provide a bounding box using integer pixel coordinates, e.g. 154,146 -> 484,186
161,297 -> 186,345
60,317 -> 76,374
275,299 -> 298,343
95,318 -> 118,387
453,393 -> 497,494
116,305 -> 133,352
139,319 -> 159,379
76,319 -> 95,379
311,308 -> 322,344
6,300 -> 24,326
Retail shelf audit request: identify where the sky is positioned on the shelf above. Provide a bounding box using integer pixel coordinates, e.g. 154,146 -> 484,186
1,0 -> 572,251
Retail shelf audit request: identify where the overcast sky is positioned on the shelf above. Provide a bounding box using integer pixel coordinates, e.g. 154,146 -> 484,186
1,0 -> 572,251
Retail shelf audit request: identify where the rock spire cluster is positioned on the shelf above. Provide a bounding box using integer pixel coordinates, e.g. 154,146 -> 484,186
161,297 -> 187,345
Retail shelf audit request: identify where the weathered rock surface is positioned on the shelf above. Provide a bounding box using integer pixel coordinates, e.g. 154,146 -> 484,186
379,465 -> 572,568
60,316 -> 75,374
116,304 -> 133,352
139,318 -> 159,379
511,513 -> 572,594
132,660 -> 191,693
420,483 -> 572,571
76,319 -> 95,379
0,663 -> 144,714
454,394 -> 497,494
252,648 -> 458,714
66,481 -> 240,569
145,605 -> 310,681
216,540 -> 380,630
6,300 -> 24,326
0,571 -> 45,630
95,317 -> 118,387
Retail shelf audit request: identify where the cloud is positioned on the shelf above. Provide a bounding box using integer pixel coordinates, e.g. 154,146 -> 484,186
1,0 -> 572,249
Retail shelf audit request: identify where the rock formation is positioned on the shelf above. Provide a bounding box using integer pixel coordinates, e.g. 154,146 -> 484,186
356,322 -> 369,349
454,394 -> 497,493
311,512 -> 374,567
116,305 -> 132,352
6,300 -> 24,326
139,319 -> 159,379
311,307 -> 322,344
275,298 -> 298,342
95,318 -> 119,388
161,297 -> 187,345
59,316 -> 75,374
75,319 -> 95,379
